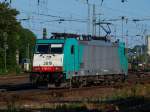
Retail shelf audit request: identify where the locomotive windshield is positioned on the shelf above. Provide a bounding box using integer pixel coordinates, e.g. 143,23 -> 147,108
36,45 -> 49,54
36,44 -> 63,54
51,44 -> 63,54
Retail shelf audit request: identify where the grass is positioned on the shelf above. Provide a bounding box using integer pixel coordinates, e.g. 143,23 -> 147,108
0,65 -> 23,76
0,83 -> 149,112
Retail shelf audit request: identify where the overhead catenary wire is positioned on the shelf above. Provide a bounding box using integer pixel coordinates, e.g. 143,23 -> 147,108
9,0 -> 149,42
20,10 -> 87,22
40,19 -> 87,24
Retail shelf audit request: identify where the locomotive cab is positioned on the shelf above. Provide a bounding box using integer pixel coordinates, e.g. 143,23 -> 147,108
30,39 -> 65,86
32,43 -> 64,72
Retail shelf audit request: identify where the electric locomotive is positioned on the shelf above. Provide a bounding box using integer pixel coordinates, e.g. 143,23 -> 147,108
30,33 -> 128,87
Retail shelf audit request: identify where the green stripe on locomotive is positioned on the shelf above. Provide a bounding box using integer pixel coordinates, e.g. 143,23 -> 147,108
36,39 -> 65,44
63,38 -> 83,79
118,42 -> 128,75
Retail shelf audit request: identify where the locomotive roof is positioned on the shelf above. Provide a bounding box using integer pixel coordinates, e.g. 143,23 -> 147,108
35,38 -> 123,48
51,32 -> 110,42
36,33 -> 124,47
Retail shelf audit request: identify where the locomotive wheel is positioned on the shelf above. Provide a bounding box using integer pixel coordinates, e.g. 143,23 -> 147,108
122,74 -> 127,82
30,74 -> 45,88
55,80 -> 61,87
31,77 -> 39,88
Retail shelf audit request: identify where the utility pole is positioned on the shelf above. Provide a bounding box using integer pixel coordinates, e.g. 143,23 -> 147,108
3,32 -> 8,72
92,4 -> 96,35
115,26 -> 117,40
77,0 -> 94,34
121,16 -> 125,42
87,2 -> 90,34
99,15 -> 101,36
37,0 -> 48,14
97,14 -> 103,36
27,43 -> 30,59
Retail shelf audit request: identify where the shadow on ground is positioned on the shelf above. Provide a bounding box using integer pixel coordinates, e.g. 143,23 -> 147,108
0,83 -> 36,91
0,96 -> 149,112
110,96 -> 150,112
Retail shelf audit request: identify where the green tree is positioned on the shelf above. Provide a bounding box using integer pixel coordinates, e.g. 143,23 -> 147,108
18,28 -> 36,63
0,2 -> 20,72
0,2 -> 36,74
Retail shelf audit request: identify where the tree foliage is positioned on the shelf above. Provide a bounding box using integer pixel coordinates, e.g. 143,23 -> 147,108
0,2 -> 36,73
18,28 -> 36,62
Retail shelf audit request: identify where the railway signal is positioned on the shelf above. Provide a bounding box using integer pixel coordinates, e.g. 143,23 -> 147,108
43,28 -> 47,39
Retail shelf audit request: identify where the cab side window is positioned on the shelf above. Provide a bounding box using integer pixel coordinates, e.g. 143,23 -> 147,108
71,45 -> 74,54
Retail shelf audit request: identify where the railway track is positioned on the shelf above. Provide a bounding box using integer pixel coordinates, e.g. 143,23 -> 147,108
0,71 -> 149,92
0,72 -> 149,112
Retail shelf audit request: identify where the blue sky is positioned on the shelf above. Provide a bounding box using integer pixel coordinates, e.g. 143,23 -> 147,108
1,0 -> 150,47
